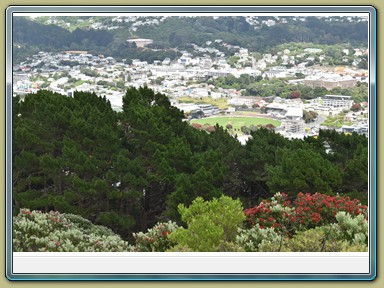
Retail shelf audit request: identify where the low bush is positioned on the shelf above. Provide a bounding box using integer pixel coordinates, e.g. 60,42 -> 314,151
244,192 -> 368,235
132,221 -> 179,252
13,209 -> 134,252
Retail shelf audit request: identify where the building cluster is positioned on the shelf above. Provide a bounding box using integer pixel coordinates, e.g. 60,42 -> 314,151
13,41 -> 369,139
261,98 -> 306,135
341,123 -> 368,136
305,95 -> 354,116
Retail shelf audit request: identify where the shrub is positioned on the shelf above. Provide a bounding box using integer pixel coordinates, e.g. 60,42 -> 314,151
13,209 -> 134,252
132,221 -> 180,252
226,124 -> 233,130
236,224 -> 281,252
244,192 -> 296,234
280,226 -> 343,252
250,212 -> 368,252
64,213 -> 117,237
333,211 -> 368,246
170,195 -> 245,251
293,192 -> 367,228
166,244 -> 194,252
244,192 -> 368,235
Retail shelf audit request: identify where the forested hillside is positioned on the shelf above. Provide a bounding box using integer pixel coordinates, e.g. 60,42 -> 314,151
13,16 -> 368,64
134,16 -> 368,50
13,88 -> 368,242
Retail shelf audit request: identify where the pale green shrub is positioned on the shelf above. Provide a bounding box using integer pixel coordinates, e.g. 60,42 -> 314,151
13,209 -> 134,252
334,211 -> 368,246
236,224 -> 281,252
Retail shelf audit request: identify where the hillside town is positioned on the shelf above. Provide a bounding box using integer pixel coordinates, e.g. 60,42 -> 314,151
13,39 -> 369,141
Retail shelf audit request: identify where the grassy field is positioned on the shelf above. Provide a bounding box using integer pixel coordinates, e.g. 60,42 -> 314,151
177,96 -> 229,109
190,116 -> 281,132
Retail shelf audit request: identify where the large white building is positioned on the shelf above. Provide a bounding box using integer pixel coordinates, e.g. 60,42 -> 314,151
126,38 -> 153,48
304,75 -> 356,90
313,95 -> 353,109
283,119 -> 305,133
282,106 -> 305,133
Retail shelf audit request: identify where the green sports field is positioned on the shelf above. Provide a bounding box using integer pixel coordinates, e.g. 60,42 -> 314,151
190,116 -> 281,131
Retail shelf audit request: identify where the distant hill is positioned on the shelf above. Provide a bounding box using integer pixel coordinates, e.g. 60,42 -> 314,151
13,17 -> 113,64
132,16 -> 368,50
13,16 -> 368,64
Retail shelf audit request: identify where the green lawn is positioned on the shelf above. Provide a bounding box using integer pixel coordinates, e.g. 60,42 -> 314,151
178,96 -> 229,109
190,116 -> 281,131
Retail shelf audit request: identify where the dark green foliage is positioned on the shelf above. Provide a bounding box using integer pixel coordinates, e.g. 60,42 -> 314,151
314,130 -> 368,195
13,87 -> 368,240
265,148 -> 342,195
12,90 -> 133,237
239,128 -> 291,205
237,79 -> 368,103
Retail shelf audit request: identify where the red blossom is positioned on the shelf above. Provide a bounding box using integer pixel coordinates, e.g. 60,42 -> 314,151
244,192 -> 367,232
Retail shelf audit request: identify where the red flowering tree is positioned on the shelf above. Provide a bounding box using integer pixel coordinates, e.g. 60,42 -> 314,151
191,123 -> 203,130
351,103 -> 362,112
244,192 -> 368,236
265,124 -> 276,130
204,125 -> 216,133
293,192 -> 367,228
291,90 -> 301,99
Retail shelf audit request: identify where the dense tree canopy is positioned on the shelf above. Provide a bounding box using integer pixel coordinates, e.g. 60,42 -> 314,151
13,87 -> 368,239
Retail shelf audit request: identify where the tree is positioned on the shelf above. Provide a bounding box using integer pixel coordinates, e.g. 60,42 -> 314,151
358,57 -> 368,69
342,144 -> 368,193
225,123 -> 233,130
12,90 -> 138,238
13,86 -> 367,246
265,148 -> 342,196
240,125 -> 250,135
291,90 -> 301,99
265,124 -> 276,130
351,103 -> 362,112
303,110 -> 318,123
239,128 -> 291,205
169,195 -> 245,251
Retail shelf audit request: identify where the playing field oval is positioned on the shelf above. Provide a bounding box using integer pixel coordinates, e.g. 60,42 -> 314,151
190,116 -> 281,130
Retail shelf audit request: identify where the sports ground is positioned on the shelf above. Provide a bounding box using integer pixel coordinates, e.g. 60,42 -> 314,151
190,116 -> 281,131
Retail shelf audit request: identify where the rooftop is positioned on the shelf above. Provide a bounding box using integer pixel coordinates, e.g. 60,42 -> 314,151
285,107 -> 303,118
